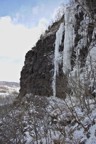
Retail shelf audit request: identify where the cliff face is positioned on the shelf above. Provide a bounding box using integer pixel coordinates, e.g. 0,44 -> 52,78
20,2 -> 96,98
20,17 -> 66,98
20,36 -> 54,97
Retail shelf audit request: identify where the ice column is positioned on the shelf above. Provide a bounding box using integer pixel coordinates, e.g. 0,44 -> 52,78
63,7 -> 75,74
52,23 -> 64,97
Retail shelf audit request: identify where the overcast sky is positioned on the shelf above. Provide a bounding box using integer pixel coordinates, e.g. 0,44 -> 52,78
0,0 -> 69,82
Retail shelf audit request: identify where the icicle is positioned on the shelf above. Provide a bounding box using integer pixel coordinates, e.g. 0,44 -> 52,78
52,23 -> 64,97
63,7 -> 75,74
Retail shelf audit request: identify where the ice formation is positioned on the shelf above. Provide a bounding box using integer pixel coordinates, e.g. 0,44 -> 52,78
63,7 -> 76,74
52,23 -> 64,97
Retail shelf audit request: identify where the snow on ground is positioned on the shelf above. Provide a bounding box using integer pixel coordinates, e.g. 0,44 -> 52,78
47,96 -> 96,144
9,94 -> 96,144
0,84 -> 19,105
1,91 -> 96,144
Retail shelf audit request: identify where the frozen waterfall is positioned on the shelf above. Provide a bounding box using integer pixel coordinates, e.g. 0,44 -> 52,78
52,23 -> 64,97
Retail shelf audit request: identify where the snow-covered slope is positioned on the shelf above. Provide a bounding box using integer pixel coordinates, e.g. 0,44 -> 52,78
0,81 -> 19,105
1,94 -> 96,144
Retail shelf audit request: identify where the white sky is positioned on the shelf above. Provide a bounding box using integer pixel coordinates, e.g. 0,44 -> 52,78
0,16 -> 47,82
0,1 -> 69,82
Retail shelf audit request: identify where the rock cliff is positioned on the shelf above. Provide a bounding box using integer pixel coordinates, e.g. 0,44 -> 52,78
20,1 -> 96,98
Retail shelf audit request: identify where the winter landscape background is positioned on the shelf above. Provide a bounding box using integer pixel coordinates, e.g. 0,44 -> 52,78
1,0 -> 96,144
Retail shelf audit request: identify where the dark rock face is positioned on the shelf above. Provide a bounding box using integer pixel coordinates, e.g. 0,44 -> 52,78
20,18 -> 64,97
20,39 -> 54,97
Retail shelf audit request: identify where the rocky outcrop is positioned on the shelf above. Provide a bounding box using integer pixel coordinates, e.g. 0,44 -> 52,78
20,1 -> 96,98
20,37 -> 54,97
20,17 -> 66,97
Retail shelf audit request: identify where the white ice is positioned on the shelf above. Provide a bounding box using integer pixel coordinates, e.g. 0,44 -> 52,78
63,7 -> 76,74
52,23 -> 64,97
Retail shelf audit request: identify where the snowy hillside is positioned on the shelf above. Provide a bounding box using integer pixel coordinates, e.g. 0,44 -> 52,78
0,81 -> 19,105
1,94 -> 96,144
